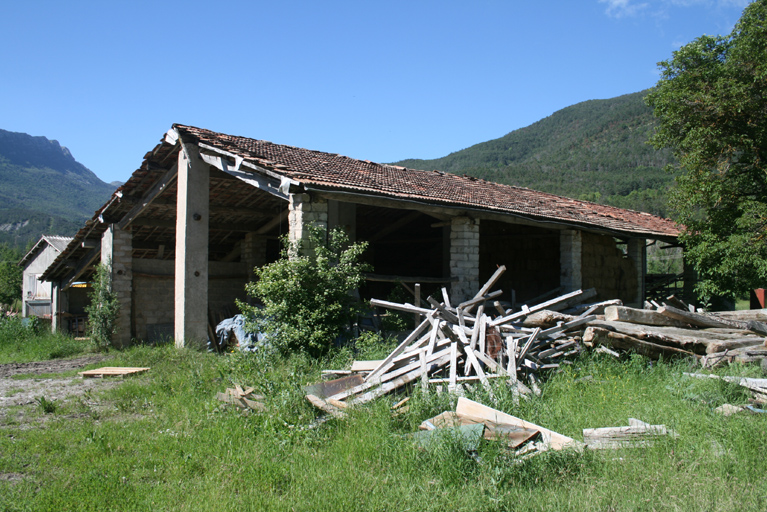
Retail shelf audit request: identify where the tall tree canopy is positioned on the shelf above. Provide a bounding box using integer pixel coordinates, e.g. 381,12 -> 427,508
646,0 -> 767,301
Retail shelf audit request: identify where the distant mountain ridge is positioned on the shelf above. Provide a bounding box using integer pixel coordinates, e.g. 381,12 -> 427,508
393,90 -> 675,217
0,129 -> 115,248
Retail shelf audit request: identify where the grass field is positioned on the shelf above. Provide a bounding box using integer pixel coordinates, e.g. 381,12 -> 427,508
2,326 -> 767,511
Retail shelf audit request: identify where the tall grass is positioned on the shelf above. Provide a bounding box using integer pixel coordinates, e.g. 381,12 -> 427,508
0,316 -> 92,363
2,340 -> 767,510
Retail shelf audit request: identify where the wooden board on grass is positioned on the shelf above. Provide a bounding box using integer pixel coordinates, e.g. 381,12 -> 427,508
79,367 -> 150,378
455,397 -> 579,451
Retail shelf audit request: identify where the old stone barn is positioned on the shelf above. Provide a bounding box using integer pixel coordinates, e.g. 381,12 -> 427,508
41,124 -> 679,347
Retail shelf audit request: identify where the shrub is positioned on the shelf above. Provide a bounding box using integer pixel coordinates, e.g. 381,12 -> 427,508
239,225 -> 369,357
84,262 -> 119,351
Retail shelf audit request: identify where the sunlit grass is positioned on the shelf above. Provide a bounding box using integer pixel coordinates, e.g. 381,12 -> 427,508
2,339 -> 767,511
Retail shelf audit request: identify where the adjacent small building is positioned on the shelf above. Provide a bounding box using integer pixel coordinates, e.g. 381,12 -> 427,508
40,124 -> 681,348
19,235 -> 73,321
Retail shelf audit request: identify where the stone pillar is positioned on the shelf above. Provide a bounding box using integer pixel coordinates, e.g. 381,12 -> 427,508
627,238 -> 646,308
560,229 -> 582,292
449,217 -> 480,303
102,225 -> 133,348
175,142 -> 209,348
288,193 -> 328,257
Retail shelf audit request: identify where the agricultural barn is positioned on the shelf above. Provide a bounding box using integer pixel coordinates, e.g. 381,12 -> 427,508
41,124 -> 680,347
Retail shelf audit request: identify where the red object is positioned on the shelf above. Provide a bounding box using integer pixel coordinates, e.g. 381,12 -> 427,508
750,288 -> 766,309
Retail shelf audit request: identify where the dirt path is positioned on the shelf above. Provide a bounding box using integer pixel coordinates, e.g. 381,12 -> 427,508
0,355 -> 116,425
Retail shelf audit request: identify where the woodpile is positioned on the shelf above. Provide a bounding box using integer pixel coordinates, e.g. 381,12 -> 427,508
308,272 -> 767,416
585,299 -> 767,368
314,266 -> 617,410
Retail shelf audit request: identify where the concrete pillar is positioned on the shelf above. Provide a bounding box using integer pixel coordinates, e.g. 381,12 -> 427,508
175,142 -> 209,348
627,238 -> 646,308
449,216 -> 480,303
101,225 -> 133,348
560,229 -> 582,292
288,193 -> 328,257
328,200 -> 356,241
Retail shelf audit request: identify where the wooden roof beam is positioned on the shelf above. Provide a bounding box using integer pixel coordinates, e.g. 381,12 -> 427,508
118,164 -> 178,230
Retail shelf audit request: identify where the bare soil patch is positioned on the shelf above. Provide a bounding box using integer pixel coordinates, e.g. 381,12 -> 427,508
0,355 -> 116,426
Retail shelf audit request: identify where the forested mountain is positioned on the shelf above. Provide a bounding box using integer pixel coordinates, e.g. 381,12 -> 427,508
394,90 -> 676,217
0,129 -> 114,249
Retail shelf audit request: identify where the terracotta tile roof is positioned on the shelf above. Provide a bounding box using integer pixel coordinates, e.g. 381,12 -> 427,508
175,124 -> 680,239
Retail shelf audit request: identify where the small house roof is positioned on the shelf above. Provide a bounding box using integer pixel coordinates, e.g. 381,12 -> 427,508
19,235 -> 73,268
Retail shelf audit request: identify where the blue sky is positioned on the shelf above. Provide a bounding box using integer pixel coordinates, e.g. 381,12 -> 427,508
0,0 -> 751,184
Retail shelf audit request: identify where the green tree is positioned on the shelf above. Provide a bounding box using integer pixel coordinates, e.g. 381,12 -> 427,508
0,244 -> 22,307
646,0 -> 767,301
239,225 -> 370,357
85,262 -> 120,351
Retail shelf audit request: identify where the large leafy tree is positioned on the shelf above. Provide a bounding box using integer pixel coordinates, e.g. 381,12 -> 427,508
646,0 -> 767,301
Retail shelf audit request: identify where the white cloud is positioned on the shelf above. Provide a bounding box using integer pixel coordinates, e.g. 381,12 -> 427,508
599,0 -> 651,17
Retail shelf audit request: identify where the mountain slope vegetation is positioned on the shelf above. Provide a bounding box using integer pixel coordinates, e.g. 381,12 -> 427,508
394,90 -> 675,217
0,129 -> 114,248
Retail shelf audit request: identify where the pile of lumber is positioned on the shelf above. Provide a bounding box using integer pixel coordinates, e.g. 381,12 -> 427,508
584,299 -> 767,367
312,266 -> 617,410
308,274 -> 767,415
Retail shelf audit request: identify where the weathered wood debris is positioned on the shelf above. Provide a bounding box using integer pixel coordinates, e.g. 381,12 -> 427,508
309,267 -> 767,417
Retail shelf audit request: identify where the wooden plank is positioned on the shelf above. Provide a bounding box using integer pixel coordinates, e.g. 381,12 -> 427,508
657,305 -> 743,329
455,397 -> 579,450
80,367 -> 150,378
364,312 -> 435,382
303,374 -> 364,399
490,289 -> 596,327
350,360 -> 382,372
604,306 -> 690,328
461,265 -> 506,314
305,394 -> 346,418
583,326 -> 697,360
459,290 -> 504,312
351,352 -> 452,404
449,341 -> 458,390
538,315 -> 597,337
329,346 -> 453,401
370,298 -> 433,316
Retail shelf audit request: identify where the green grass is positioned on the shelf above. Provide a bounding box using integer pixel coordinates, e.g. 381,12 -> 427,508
0,317 -> 93,363
2,339 -> 767,511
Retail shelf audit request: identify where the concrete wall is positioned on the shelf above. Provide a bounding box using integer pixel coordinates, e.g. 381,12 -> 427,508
132,259 -> 174,343
131,259 -> 249,343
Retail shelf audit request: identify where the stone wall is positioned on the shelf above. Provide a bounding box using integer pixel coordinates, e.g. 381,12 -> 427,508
581,232 -> 638,303
450,217 -> 480,303
288,193 -> 328,254
102,226 -> 133,348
